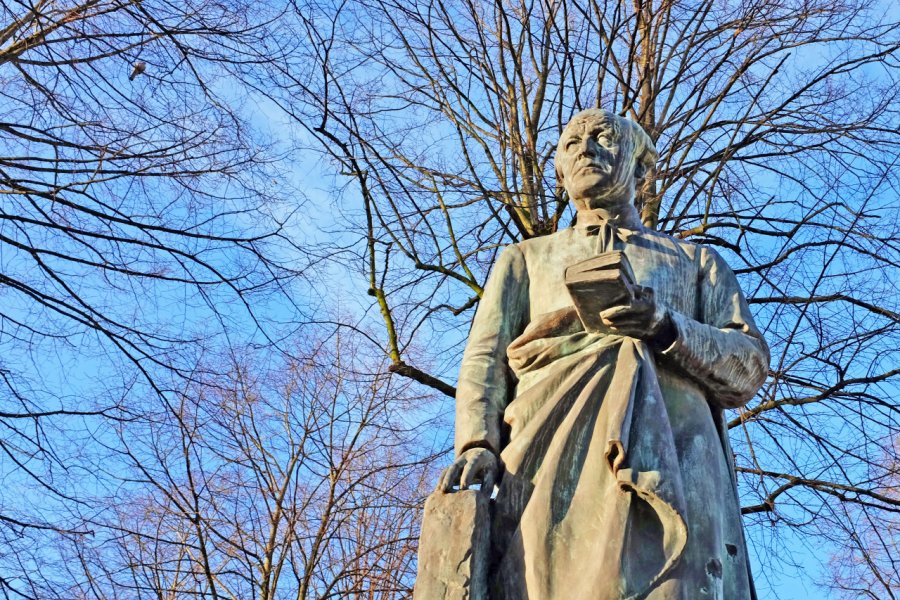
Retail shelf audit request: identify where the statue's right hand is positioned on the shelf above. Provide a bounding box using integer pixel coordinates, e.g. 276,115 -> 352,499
437,447 -> 498,495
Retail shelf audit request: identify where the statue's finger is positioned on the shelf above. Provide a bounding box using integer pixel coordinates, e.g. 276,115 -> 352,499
610,318 -> 647,330
600,305 -> 632,322
606,304 -> 653,321
439,462 -> 463,492
460,460 -> 479,489
603,313 -> 647,329
436,467 -> 449,492
480,468 -> 496,497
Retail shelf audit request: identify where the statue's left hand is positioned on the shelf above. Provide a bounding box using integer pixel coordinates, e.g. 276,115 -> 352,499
600,285 -> 675,347
437,447 -> 498,495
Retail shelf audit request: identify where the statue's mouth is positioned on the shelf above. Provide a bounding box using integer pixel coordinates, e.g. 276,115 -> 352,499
578,163 -> 610,176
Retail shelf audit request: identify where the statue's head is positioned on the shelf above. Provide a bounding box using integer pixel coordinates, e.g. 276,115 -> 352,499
555,109 -> 657,212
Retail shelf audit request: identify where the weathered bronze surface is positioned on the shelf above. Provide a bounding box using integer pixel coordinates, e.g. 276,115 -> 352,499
416,109 -> 769,600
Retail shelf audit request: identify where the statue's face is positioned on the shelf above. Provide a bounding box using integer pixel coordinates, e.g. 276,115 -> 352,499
556,111 -> 636,210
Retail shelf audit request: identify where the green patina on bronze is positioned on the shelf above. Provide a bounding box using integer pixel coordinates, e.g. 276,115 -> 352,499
416,110 -> 769,600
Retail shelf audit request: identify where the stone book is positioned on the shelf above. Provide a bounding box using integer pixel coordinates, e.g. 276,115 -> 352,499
413,489 -> 490,600
564,251 -> 638,331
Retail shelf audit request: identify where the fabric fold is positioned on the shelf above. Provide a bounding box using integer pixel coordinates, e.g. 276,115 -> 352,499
492,310 -> 689,600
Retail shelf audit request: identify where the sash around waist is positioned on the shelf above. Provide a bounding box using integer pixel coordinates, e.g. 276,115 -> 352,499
495,306 -> 690,599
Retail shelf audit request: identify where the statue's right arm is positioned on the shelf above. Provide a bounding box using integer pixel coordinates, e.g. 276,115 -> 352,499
658,246 -> 770,408
442,244 -> 529,492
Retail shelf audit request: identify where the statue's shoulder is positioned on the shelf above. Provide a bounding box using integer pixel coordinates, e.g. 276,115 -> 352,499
638,230 -> 743,279
632,227 -> 705,262
512,227 -> 576,255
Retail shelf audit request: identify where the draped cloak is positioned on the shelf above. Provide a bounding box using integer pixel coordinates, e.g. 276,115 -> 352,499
454,218 -> 769,600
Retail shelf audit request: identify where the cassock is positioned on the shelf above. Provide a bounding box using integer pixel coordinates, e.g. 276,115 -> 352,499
455,212 -> 769,600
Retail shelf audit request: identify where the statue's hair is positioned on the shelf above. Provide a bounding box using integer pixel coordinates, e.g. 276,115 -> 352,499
555,109 -> 658,188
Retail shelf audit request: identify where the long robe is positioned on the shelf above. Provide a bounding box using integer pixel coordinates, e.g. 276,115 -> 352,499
455,217 -> 769,600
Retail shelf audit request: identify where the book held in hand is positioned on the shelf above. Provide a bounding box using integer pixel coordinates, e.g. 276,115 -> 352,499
564,251 -> 638,332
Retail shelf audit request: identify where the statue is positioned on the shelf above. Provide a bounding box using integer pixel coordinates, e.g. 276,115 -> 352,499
415,109 -> 769,600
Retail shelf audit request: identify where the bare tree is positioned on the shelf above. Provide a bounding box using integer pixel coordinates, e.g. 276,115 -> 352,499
47,329 -> 441,600
262,0 -> 900,594
0,0 -> 305,590
825,440 -> 900,599
2,0 -> 896,595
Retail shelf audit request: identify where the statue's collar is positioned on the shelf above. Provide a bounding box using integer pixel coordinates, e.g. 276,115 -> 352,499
573,208 -> 645,235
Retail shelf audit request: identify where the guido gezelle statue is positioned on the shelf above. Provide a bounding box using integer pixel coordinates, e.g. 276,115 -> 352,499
417,109 -> 769,600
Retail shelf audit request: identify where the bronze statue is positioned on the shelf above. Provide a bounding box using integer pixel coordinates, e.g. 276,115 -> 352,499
418,109 -> 769,600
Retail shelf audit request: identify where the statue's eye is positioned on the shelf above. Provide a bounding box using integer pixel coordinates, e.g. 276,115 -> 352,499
597,135 -> 611,146
565,138 -> 578,150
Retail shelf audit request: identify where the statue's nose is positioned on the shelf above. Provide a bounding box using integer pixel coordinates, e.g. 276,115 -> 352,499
578,136 -> 597,158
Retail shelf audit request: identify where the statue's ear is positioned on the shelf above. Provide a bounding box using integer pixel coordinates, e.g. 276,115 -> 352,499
627,120 -> 658,181
634,162 -> 648,180
633,145 -> 658,181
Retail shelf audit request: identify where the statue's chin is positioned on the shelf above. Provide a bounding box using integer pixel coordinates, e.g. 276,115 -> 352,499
581,196 -> 621,209
568,172 -> 610,194
566,170 -> 635,213
572,191 -> 631,212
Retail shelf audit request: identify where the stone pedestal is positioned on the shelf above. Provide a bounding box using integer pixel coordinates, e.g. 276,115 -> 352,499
413,489 -> 490,600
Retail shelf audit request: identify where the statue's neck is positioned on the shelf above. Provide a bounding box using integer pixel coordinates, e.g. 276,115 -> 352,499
575,204 -> 643,230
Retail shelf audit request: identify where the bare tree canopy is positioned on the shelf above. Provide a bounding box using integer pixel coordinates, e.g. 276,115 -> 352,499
264,0 -> 900,595
37,331 -> 435,600
0,0 -> 898,597
0,0 -> 307,590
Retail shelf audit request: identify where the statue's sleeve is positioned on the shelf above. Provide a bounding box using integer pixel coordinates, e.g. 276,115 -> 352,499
660,246 -> 770,408
455,244 -> 529,456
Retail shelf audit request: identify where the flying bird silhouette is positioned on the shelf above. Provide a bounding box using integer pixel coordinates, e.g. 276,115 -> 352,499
129,61 -> 146,81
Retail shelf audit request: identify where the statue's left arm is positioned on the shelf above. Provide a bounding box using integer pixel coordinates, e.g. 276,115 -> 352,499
454,244 -> 530,456
659,246 -> 770,408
